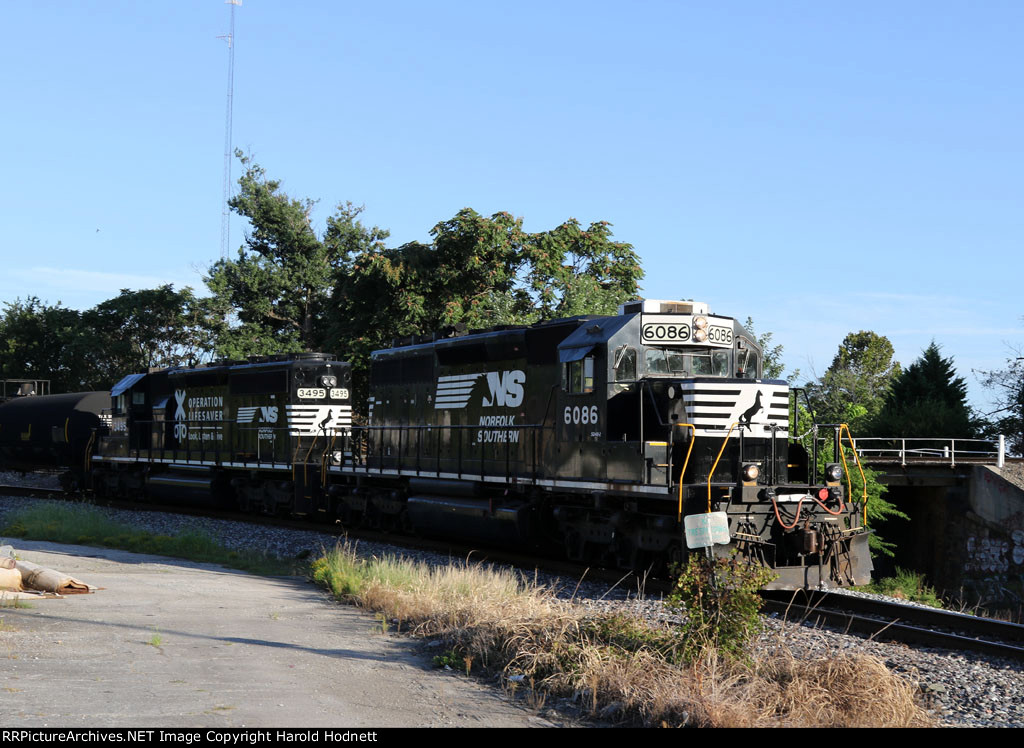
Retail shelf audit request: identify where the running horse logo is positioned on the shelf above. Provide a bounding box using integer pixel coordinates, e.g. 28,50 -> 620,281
737,390 -> 764,432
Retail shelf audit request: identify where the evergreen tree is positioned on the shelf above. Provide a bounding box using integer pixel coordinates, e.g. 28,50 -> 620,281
871,342 -> 976,438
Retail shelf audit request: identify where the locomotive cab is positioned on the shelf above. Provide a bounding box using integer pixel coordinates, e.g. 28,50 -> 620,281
551,299 -> 871,586
552,302 -> 785,487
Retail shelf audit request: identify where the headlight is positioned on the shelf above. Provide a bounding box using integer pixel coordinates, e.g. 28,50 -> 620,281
742,463 -> 760,482
825,463 -> 843,482
693,328 -> 708,342
321,375 -> 338,387
694,316 -> 708,330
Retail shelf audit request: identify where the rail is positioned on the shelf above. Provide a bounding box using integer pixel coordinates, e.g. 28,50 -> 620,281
92,417 -> 698,491
94,418 -> 568,485
706,422 -> 740,512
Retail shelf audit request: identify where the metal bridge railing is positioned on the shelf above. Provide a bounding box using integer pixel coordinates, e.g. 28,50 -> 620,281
849,436 -> 1007,468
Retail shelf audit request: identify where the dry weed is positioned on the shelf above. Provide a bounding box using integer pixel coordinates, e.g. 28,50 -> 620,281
742,647 -> 934,727
313,543 -> 936,727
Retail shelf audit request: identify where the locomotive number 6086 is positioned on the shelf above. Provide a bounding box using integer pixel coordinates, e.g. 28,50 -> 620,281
641,322 -> 690,344
564,405 -> 599,425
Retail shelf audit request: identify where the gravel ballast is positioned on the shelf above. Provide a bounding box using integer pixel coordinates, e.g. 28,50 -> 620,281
1,487 -> 1022,728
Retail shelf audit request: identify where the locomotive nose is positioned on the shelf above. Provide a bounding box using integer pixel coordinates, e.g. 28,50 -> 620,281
666,382 -> 687,425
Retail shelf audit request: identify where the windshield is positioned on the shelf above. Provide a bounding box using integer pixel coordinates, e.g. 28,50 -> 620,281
644,348 -> 729,377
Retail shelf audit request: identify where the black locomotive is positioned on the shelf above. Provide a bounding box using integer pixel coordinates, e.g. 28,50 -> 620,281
0,300 -> 873,589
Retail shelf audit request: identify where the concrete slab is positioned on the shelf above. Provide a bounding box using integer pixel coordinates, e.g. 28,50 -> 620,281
0,541 -> 560,728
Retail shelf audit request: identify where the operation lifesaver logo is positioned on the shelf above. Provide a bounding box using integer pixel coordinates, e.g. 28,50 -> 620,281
173,390 -> 226,442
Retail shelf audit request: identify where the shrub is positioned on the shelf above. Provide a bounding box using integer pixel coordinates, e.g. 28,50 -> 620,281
665,552 -> 775,663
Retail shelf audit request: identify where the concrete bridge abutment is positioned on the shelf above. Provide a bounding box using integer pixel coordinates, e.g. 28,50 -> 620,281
875,463 -> 1024,606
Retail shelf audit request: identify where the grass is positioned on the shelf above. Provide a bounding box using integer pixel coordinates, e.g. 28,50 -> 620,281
1,502 -> 291,576
863,569 -> 1024,623
861,568 -> 944,608
311,542 -> 935,727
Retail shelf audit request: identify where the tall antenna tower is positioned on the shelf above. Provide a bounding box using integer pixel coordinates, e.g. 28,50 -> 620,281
219,0 -> 242,259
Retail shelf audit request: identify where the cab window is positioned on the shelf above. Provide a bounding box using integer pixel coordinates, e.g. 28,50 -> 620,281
563,356 -> 595,394
613,346 -> 637,382
736,348 -> 761,379
644,348 -> 728,377
644,348 -> 686,375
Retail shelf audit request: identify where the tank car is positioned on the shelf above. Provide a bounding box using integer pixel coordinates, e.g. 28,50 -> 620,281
0,389 -> 109,490
330,299 -> 872,588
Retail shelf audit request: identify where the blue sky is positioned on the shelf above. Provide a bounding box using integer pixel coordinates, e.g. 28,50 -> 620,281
1,2 -> 1021,412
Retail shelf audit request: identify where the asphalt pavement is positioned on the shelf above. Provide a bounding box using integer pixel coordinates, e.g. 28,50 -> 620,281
0,541 -> 562,728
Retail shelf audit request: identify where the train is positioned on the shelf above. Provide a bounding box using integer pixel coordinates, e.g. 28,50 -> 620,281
0,299 -> 873,589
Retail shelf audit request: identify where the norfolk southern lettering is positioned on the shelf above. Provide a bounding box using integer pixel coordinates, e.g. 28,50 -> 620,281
476,414 -> 520,444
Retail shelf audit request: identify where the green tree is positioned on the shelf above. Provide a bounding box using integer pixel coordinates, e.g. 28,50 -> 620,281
871,342 -> 976,438
0,298 -> 93,392
330,208 -> 642,402
206,153 -> 389,358
207,161 -> 642,400
978,346 -> 1024,455
809,331 -> 901,433
81,286 -> 216,383
524,217 -> 642,319
741,317 -> 797,382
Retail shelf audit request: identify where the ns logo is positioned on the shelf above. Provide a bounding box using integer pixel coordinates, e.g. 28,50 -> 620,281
482,370 -> 525,408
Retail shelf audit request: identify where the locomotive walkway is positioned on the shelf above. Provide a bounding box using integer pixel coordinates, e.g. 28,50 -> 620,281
1,540 -> 562,728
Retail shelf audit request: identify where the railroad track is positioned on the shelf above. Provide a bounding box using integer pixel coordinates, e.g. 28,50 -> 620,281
761,589 -> 1024,662
7,483 -> 1024,662
0,484 -> 66,499
0,483 -> 634,585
